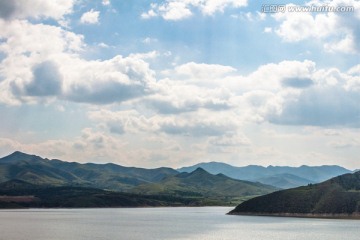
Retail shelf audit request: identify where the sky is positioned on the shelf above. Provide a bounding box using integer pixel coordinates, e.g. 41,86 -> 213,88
0,0 -> 359,169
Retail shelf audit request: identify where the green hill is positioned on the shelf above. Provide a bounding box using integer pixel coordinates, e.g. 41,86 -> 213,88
131,168 -> 278,205
0,151 -> 178,191
228,171 -> 360,218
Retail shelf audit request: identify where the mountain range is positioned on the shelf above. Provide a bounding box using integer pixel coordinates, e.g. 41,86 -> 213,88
0,151 -> 354,208
178,162 -> 351,188
131,167 -> 277,205
0,151 -> 178,191
0,151 -> 276,207
229,170 -> 360,218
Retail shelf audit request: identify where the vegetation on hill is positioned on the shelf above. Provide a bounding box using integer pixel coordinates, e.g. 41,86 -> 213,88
0,180 -> 214,208
228,171 -> 360,218
0,151 -> 178,191
131,168 -> 278,205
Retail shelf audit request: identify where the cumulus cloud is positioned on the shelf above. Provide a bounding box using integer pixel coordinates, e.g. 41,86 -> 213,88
236,60 -> 316,92
0,19 -> 84,56
159,117 -> 234,137
142,0 -> 248,20
89,108 -> 240,138
89,110 -> 156,134
14,61 -> 62,97
0,18 -> 156,105
265,66 -> 360,127
281,78 -> 314,88
208,133 -> 251,146
270,85 -> 360,127
0,19 -> 83,104
1,6 -> 360,135
141,60 -> 360,128
145,80 -> 233,114
273,0 -> 360,53
0,0 -> 74,20
80,9 -> 100,24
170,62 -> 236,80
62,55 -> 156,104
118,61 -> 237,115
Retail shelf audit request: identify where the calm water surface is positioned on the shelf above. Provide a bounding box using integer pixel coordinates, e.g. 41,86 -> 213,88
0,207 -> 359,240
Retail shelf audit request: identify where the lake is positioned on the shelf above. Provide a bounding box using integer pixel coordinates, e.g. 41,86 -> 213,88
0,207 -> 359,240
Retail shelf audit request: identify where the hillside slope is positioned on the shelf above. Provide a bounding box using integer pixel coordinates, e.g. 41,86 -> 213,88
0,151 -> 178,191
131,168 -> 278,204
228,171 -> 360,218
0,179 -> 207,208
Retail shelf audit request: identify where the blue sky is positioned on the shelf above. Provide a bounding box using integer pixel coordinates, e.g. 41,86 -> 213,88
0,0 -> 359,169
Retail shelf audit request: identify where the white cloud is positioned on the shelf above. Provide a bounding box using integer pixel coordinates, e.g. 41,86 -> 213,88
98,42 -> 109,48
89,108 -> 240,138
62,55 -> 156,104
89,110 -> 156,134
348,64 -> 360,75
102,0 -> 110,6
80,9 -> 100,24
237,60 -> 316,92
0,0 -> 74,21
2,19 -> 358,130
141,8 -> 158,19
208,133 -> 251,146
0,19 -> 84,55
145,62 -> 237,114
232,11 -> 266,22
171,62 -> 237,80
142,37 -> 158,44
158,1 -> 193,20
324,34 -> 356,53
145,80 -> 233,114
142,0 -> 248,20
264,27 -> 272,33
129,51 -> 159,60
273,0 -> 360,53
0,19 -> 84,104
0,18 -> 156,105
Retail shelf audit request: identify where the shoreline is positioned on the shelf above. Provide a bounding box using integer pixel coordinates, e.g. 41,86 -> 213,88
227,212 -> 360,220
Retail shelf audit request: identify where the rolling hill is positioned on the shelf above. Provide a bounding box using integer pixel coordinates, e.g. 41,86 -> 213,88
178,162 -> 351,188
131,168 -> 278,205
0,151 -> 178,191
228,171 -> 360,218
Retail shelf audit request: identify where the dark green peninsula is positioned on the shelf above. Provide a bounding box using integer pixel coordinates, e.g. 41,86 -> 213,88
228,171 -> 360,219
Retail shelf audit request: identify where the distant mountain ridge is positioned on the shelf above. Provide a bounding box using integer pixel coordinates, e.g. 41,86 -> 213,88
0,151 -> 178,191
178,162 -> 351,188
228,171 -> 360,218
0,152 -> 352,190
131,167 -> 278,205
0,152 -> 277,207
